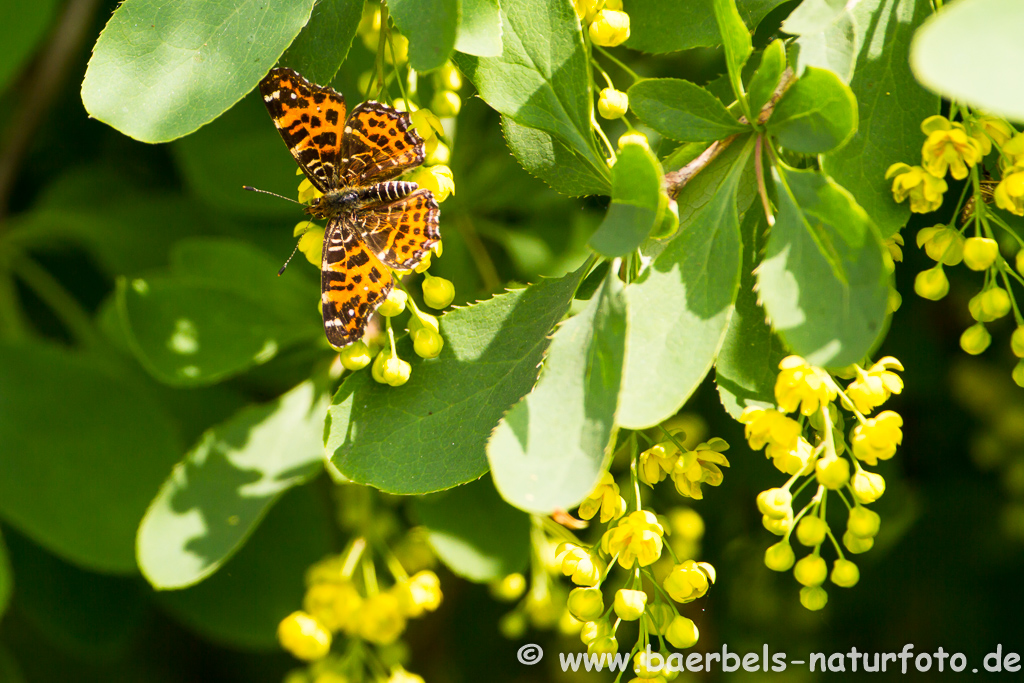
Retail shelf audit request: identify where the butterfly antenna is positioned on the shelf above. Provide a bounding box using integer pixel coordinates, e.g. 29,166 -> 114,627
242,185 -> 302,204
278,219 -> 316,276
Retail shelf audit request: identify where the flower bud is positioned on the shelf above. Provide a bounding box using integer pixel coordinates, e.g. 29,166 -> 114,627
1017,249 -> 1024,276
764,541 -> 795,571
815,456 -> 850,490
793,554 -> 827,587
379,289 -> 408,317
1014,360 -> 1024,388
643,603 -> 675,635
981,287 -> 1012,320
597,88 -> 629,119
916,225 -> 964,265
382,356 -> 412,386
843,530 -> 874,554
617,131 -> 649,150
847,506 -> 881,538
589,9 -> 630,47
426,140 -> 450,165
567,587 -> 604,622
278,612 -> 331,661
371,350 -> 389,383
489,573 -> 526,602
412,328 -> 444,359
914,267 -> 949,300
796,516 -> 828,547
422,274 -> 455,309
384,33 -> 409,65
409,310 -> 440,333
960,323 -> 991,355
851,470 -> 886,504
498,611 -> 527,639
580,618 -> 611,645
762,512 -> 793,536
340,340 -> 372,371
757,487 -> 793,519
664,615 -> 699,649
633,650 -> 663,678
435,61 -> 462,91
830,559 -> 860,587
963,236 -> 999,270
1012,327 -> 1024,358
431,90 -> 462,117
588,635 -> 618,656
613,589 -> 647,621
799,586 -> 828,611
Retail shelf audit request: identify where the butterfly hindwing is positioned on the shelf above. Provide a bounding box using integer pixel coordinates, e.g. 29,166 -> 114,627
340,101 -> 425,186
357,189 -> 441,270
321,216 -> 394,348
260,67 -> 347,192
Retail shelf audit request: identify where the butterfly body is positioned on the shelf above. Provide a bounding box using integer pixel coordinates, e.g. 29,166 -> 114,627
259,67 -> 440,348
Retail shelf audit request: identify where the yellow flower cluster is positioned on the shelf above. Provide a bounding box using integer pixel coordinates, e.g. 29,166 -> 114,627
637,437 -> 730,499
575,0 -> 630,47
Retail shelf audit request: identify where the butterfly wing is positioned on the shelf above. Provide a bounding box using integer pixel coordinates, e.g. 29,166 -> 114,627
339,101 -> 426,186
356,189 -> 441,270
260,67 -> 347,192
321,215 -> 394,348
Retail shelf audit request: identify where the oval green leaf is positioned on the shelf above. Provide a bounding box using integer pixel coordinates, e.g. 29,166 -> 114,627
280,0 -> 363,85
627,0 -> 788,54
629,78 -> 748,142
81,0 -> 315,143
589,144 -> 663,257
389,0 -> 458,72
456,0 -> 503,57
502,116 -> 612,197
767,66 -> 858,154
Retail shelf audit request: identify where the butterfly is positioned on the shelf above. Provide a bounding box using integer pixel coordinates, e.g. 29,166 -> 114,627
259,67 -> 440,348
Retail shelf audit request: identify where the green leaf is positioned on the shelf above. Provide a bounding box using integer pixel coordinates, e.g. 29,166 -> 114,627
715,210 -> 787,418
456,0 -> 503,57
81,0 -> 316,143
628,79 -> 748,143
454,0 -> 609,184
0,530 -> 10,619
172,93 -> 306,219
389,0 -> 458,72
414,476 -> 530,582
758,166 -> 890,367
118,238 -> 321,387
0,342 -> 182,573
911,0 -> 1024,122
781,0 -> 848,34
618,137 -> 755,430
713,0 -> 754,111
157,485 -> 333,650
0,0 -> 59,93
747,39 -> 787,116
626,0 -> 788,54
767,66 -> 858,154
280,0 -> 364,85
138,381 -> 329,590
589,145 -> 663,257
489,267 -> 626,514
821,0 -> 937,236
502,117 -> 611,197
791,11 -> 858,84
327,265 -> 588,494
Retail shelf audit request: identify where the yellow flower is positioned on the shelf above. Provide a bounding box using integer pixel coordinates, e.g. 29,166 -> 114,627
298,176 -> 324,204
589,9 -> 630,47
738,407 -> 801,451
885,163 -> 947,213
297,224 -> 326,266
914,267 -> 949,301
573,0 -> 601,23
670,438 -> 729,500
408,165 -> 455,202
967,115 -> 1014,156
1003,133 -> 1024,168
303,579 -> 363,633
393,570 -> 442,617
601,510 -> 665,568
995,166 -> 1024,216
278,611 -> 332,661
357,592 -> 406,645
765,435 -> 816,475
597,87 -> 629,119
851,410 -> 903,466
410,108 -> 444,143
962,236 -> 999,271
638,442 -> 678,486
422,274 -> 455,309
577,471 -> 626,523
920,115 -> 983,180
387,667 -> 425,683
916,225 -> 964,265
613,588 -> 648,620
662,560 -> 715,604
775,356 -> 837,416
844,357 -> 903,415
885,233 -> 904,263
556,543 -> 604,587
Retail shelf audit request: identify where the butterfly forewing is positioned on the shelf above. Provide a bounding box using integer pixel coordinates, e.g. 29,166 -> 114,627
260,67 -> 347,192
357,189 -> 441,270
320,216 -> 394,348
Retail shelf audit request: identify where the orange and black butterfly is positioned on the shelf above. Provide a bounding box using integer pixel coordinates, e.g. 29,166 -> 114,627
258,67 -> 440,348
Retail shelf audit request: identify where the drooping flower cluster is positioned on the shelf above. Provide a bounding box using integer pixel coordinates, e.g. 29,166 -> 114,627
740,355 -> 904,610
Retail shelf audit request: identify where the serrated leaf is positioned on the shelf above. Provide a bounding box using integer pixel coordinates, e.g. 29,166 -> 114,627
747,39 -> 787,116
327,265 -> 588,494
0,0 -> 59,94
489,267 -> 626,514
589,144 -> 663,257
714,0 -> 754,112
157,485 -> 332,650
821,0 -> 937,236
0,342 -> 182,574
715,210 -> 787,418
626,0 -> 788,54
767,66 -> 858,154
758,166 -> 890,367
280,0 -> 363,85
456,0 -> 503,57
792,12 -> 858,84
138,381 -> 329,590
389,0 -> 458,71
911,0 -> 1024,122
619,137 -> 756,430
454,0 -> 609,184
119,238 -> 321,387
414,476 -> 530,582
502,117 -> 611,197
81,0 -> 315,143
629,78 -> 748,143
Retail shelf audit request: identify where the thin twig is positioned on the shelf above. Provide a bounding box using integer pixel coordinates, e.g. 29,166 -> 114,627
663,67 -> 796,200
